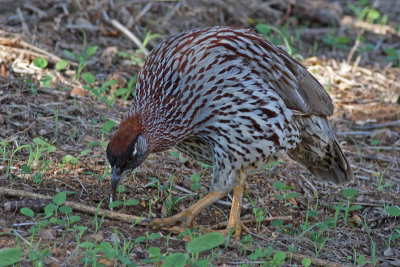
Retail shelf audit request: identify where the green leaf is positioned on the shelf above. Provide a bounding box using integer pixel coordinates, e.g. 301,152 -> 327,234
125,199 -> 139,206
82,72 -> 95,84
148,233 -> 162,240
342,188 -> 358,198
86,45 -> 98,57
69,215 -> 81,224
162,253 -> 188,267
99,241 -> 113,253
273,182 -> 290,190
0,247 -> 22,267
387,206 -> 400,217
302,257 -> 312,267
44,203 -> 57,218
80,149 -> 92,156
41,75 -> 52,88
80,242 -> 94,249
20,164 -> 31,174
186,232 -> 224,253
20,207 -> 34,217
64,49 -> 76,59
53,192 -> 67,206
193,259 -> 208,267
103,79 -> 117,87
148,246 -> 162,257
256,24 -> 272,35
33,57 -> 48,69
115,88 -> 129,96
273,251 -> 286,262
248,247 -> 263,260
307,210 -> 319,217
117,254 -> 136,265
33,137 -> 50,146
102,120 -> 115,134
62,155 -> 79,165
349,205 -> 362,211
56,60 -> 68,70
59,205 -> 72,214
190,173 -> 201,182
367,9 -> 380,22
135,236 -> 146,243
370,139 -> 380,146
286,192 -> 299,199
109,200 -> 122,209
88,141 -> 100,147
169,151 -> 180,159
271,219 -> 283,227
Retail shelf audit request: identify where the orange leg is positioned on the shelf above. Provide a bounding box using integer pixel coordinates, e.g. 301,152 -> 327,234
227,171 -> 247,239
150,191 -> 226,229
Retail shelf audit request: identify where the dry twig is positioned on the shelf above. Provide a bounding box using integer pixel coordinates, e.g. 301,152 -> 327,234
1,187 -> 148,225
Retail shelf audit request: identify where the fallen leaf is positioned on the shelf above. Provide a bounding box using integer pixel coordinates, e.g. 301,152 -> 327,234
70,86 -> 87,97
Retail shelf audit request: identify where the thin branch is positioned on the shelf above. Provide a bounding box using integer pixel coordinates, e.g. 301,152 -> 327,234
1,187 -> 148,225
102,10 -> 149,56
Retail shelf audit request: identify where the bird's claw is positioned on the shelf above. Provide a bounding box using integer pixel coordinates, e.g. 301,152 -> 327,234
149,211 -> 194,229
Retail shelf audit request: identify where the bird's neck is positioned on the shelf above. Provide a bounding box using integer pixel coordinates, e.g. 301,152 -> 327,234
128,108 -> 192,153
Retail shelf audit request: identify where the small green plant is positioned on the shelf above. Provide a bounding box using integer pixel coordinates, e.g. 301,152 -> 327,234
115,75 -> 137,100
247,246 -> 288,265
190,173 -> 202,192
384,48 -> 400,67
92,201 -> 107,233
323,31 -> 351,50
62,148 -> 92,167
349,1 -> 387,25
273,181 -> 299,206
18,192 -> 83,265
164,176 -> 188,216
138,232 -> 225,266
361,215 -> 378,265
33,57 -> 48,69
245,192 -> 265,227
255,23 -> 303,59
64,30 -> 98,80
82,74 -> 118,107
261,160 -> 280,176
79,235 -> 136,266
341,188 -> 362,224
135,232 -> 162,248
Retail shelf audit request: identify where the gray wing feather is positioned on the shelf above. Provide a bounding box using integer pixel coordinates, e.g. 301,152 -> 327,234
261,41 -> 334,116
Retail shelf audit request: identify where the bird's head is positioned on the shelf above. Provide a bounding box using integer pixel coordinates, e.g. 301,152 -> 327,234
106,116 -> 148,195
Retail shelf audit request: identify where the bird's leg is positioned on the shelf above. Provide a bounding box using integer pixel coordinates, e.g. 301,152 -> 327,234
227,171 -> 247,239
150,191 -> 226,229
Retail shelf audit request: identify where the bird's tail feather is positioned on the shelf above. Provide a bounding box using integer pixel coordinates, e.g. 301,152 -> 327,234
289,115 -> 353,184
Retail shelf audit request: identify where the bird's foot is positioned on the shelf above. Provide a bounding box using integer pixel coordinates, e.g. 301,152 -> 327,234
227,220 -> 249,240
149,191 -> 226,230
149,210 -> 195,229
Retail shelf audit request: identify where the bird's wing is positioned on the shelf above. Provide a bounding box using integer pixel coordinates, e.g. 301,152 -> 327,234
253,36 -> 334,117
271,50 -> 334,116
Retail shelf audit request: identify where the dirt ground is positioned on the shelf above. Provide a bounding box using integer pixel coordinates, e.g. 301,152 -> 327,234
0,0 -> 399,266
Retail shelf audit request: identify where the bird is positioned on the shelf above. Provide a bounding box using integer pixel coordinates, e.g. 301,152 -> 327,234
106,26 -> 353,238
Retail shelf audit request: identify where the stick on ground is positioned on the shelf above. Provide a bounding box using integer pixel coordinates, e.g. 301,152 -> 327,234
0,187 -> 147,225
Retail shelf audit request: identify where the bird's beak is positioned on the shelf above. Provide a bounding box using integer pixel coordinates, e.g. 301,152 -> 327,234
111,167 -> 122,196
